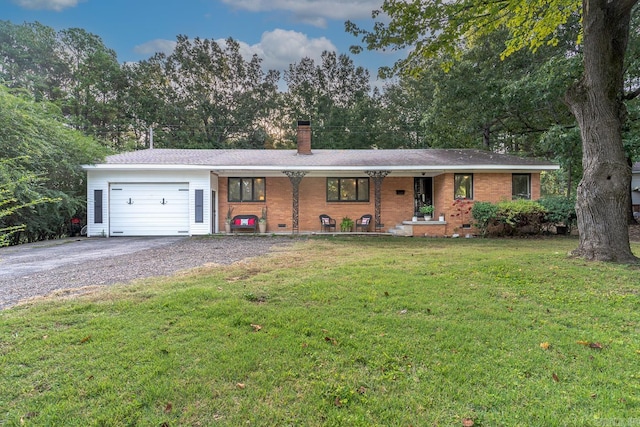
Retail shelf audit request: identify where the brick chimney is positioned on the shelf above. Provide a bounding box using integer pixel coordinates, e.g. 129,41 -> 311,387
297,120 -> 312,155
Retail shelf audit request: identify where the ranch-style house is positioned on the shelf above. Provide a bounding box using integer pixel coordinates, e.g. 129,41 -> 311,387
83,121 -> 559,237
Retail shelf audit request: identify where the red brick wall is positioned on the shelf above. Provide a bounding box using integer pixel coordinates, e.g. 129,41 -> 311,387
218,172 -> 543,234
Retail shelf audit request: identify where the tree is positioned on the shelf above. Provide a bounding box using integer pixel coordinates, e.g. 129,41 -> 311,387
283,51 -> 372,148
0,85 -> 108,244
0,20 -> 65,101
150,36 -> 280,149
57,28 -> 125,145
348,0 -> 639,262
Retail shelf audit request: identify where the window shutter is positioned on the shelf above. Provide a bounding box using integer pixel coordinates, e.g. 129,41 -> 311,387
195,189 -> 203,223
94,190 -> 103,224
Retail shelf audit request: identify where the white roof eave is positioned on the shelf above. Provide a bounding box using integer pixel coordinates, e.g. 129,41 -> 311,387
83,164 -> 559,172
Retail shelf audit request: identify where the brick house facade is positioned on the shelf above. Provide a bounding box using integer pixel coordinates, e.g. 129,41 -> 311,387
83,123 -> 556,237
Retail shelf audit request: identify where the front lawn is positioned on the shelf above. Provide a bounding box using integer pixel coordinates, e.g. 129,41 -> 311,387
1,237 -> 639,426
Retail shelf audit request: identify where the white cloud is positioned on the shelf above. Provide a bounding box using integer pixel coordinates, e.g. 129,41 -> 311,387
219,29 -> 337,71
133,30 -> 334,73
12,0 -> 82,11
221,0 -> 380,28
134,39 -> 178,56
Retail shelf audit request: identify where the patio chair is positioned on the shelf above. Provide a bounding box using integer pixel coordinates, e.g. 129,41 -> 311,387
319,214 -> 336,232
355,214 -> 373,232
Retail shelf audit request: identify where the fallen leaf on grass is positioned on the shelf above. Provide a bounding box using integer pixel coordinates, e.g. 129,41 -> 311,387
358,386 -> 367,394
577,340 -> 603,349
462,418 -> 474,427
80,335 -> 91,344
552,373 -> 560,382
324,336 -> 338,345
540,342 -> 550,350
164,402 -> 172,413
250,324 -> 262,332
236,383 -> 246,389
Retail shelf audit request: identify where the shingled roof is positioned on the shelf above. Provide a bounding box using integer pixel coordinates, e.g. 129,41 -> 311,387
86,148 -> 558,175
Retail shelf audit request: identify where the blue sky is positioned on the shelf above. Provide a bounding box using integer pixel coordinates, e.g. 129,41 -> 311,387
5,0 -> 400,86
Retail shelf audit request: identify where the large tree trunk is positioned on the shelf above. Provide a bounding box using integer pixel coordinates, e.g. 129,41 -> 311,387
565,0 -> 638,263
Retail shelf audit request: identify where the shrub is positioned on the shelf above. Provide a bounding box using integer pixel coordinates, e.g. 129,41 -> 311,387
471,200 -> 547,236
538,196 -> 576,233
496,200 -> 547,228
471,201 -> 499,237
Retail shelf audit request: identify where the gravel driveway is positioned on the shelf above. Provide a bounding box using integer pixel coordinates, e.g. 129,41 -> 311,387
0,236 -> 297,310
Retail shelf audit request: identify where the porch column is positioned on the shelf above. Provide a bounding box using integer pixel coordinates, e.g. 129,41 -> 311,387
283,171 -> 308,233
365,170 -> 390,231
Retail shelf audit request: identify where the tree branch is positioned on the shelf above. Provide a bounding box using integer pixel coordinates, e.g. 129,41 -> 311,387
624,86 -> 640,101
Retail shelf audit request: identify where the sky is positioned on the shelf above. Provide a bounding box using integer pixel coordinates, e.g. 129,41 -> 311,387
4,0 -> 401,86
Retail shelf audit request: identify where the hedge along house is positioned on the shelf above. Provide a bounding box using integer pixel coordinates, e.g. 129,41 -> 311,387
83,121 -> 558,237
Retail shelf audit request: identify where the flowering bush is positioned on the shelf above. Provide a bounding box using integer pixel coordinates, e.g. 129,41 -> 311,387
452,198 -> 473,228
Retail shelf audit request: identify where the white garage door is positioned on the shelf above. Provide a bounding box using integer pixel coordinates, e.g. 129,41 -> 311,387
109,183 -> 190,236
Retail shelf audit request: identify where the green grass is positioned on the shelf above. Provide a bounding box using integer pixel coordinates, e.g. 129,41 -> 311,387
1,237 -> 639,426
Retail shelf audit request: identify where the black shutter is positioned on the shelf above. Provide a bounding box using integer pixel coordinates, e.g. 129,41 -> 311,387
94,190 -> 103,223
195,189 -> 203,223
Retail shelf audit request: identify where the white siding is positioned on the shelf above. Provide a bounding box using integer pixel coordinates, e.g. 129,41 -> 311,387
86,169 -> 212,237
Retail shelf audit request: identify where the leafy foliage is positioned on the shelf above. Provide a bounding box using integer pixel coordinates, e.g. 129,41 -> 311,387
283,51 -> 372,148
470,201 -> 499,237
471,197 -> 578,236
0,86 -> 108,244
347,0 -> 581,77
471,199 -> 548,236
539,195 -> 577,230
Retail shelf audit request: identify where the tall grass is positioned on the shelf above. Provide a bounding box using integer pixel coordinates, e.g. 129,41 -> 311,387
1,237 -> 639,426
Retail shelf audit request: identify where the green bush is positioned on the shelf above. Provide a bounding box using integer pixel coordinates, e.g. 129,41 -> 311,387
539,196 -> 576,232
471,200 -> 548,236
495,199 -> 547,227
471,201 -> 499,237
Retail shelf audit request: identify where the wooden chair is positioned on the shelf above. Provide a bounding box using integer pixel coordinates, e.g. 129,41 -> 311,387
355,214 -> 373,232
319,214 -> 336,232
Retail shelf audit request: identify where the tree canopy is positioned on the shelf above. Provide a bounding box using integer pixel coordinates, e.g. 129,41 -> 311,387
0,86 -> 108,244
4,16 -> 640,252
349,0 -> 639,262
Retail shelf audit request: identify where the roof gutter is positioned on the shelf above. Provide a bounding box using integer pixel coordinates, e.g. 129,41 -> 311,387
82,164 -> 560,172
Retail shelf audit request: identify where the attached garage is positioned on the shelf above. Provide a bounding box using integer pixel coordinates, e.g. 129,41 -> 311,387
109,183 -> 190,236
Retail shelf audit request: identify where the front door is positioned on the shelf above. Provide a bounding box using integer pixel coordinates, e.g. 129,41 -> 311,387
414,177 -> 433,216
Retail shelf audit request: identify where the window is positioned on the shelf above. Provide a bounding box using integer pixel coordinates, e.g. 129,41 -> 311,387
454,174 -> 473,199
94,190 -> 103,223
195,189 -> 204,223
228,178 -> 265,202
327,178 -> 369,202
512,174 -> 531,199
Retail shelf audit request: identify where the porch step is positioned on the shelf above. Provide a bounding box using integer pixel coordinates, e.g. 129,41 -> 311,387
387,224 -> 413,237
